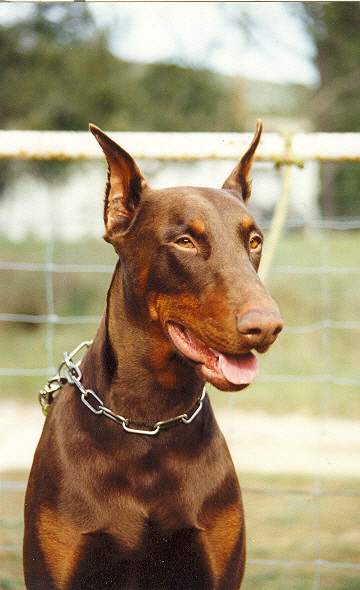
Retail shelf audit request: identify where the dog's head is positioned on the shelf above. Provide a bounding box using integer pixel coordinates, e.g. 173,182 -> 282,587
90,123 -> 282,392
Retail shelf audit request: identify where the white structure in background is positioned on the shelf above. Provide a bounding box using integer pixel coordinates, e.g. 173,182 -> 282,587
0,166 -> 105,241
151,159 -> 321,223
0,158 -> 320,242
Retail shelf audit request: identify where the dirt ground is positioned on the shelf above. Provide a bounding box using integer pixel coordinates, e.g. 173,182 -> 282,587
1,400 -> 359,478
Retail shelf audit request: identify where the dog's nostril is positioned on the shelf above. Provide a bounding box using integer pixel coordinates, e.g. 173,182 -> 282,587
273,325 -> 282,336
247,328 -> 262,336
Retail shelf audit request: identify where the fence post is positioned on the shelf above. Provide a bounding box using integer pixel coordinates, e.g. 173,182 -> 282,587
259,131 -> 302,283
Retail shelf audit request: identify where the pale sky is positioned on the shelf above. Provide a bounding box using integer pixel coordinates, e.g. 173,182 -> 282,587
89,2 -> 318,85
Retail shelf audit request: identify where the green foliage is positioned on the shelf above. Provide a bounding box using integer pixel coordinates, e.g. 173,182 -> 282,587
135,63 -> 236,132
0,3 -> 238,134
0,4 -> 99,130
336,162 -> 360,216
0,3 -> 240,189
300,2 -> 360,216
303,1 -> 360,133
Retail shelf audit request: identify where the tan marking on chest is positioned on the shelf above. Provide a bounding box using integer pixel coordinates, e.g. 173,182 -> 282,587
37,506 -> 85,589
200,502 -> 244,583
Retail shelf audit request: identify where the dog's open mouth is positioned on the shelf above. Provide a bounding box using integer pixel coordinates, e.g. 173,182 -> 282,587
167,322 -> 259,389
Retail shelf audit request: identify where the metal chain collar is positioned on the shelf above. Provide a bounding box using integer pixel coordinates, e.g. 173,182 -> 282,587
39,340 -> 206,436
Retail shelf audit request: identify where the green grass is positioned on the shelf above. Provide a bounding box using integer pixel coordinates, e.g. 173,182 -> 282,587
242,472 -> 360,590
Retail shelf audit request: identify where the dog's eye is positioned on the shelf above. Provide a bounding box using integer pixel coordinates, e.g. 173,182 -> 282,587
175,237 -> 195,249
249,235 -> 262,250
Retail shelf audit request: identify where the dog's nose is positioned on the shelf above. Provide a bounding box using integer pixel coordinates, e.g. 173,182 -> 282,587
237,310 -> 283,349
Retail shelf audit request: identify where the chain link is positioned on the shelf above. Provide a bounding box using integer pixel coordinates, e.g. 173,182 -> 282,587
39,340 -> 206,435
39,340 -> 92,415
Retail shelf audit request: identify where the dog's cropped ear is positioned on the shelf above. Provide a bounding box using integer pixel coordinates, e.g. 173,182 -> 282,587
222,120 -> 262,202
90,125 -> 147,238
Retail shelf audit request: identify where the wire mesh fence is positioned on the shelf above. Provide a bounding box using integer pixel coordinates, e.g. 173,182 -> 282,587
0,131 -> 359,590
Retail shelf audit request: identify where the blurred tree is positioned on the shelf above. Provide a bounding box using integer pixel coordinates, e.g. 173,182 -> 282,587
0,3 -> 241,191
227,1 -> 360,216
302,2 -> 360,133
136,63 -> 235,132
0,3 -> 115,188
300,2 -> 360,216
0,3 -> 239,132
0,3 -> 134,131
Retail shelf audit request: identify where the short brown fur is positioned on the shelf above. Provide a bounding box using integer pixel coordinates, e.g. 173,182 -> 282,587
24,122 -> 282,589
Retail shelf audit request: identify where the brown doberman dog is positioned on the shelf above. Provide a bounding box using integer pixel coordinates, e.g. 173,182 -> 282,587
24,122 -> 282,590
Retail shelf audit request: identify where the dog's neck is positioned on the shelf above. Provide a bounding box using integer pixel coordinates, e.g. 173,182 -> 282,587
81,264 -> 204,425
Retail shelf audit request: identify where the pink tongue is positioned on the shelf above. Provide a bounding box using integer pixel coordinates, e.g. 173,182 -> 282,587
218,352 -> 259,385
